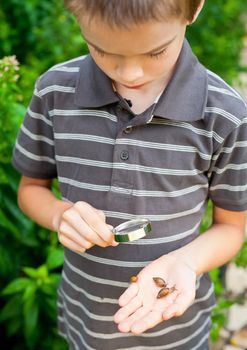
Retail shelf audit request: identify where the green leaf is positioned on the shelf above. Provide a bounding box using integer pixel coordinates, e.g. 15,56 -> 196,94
0,294 -> 22,322
0,208 -> 20,238
2,277 -> 30,295
23,266 -> 39,278
46,248 -> 64,270
22,282 -> 37,302
23,296 -> 39,348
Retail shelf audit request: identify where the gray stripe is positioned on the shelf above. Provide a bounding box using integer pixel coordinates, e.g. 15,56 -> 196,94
21,124 -> 54,145
55,132 -> 115,145
116,139 -> 211,160
105,201 -> 205,221
205,107 -> 241,126
27,107 -> 52,126
56,155 -> 203,176
15,141 -> 55,164
58,176 -> 208,198
212,163 -> 247,174
208,85 -> 243,100
151,119 -> 224,143
65,258 -> 129,288
49,108 -> 118,122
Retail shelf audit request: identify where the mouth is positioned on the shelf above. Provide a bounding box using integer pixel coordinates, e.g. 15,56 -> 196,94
122,83 -> 146,89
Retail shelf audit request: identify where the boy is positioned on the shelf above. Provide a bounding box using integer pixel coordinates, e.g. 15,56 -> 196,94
12,0 -> 247,349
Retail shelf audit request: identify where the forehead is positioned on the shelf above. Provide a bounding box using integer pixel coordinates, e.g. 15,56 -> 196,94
80,18 -> 186,55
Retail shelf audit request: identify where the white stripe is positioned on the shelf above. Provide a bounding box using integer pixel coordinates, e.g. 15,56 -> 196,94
50,55 -> 86,69
54,133 -> 115,145
208,84 -> 243,100
150,119 -> 224,143
49,109 -> 118,122
36,85 -> 75,97
58,176 -> 208,198
210,183 -> 247,192
62,270 -> 118,304
213,163 -> 247,174
65,258 -> 129,288
58,326 -> 80,350
129,221 -> 201,245
15,141 -> 55,164
21,125 -> 54,145
58,298 -> 212,349
212,140 -> 247,161
27,107 -> 52,126
117,318 -> 211,349
207,70 -> 247,108
49,66 -> 80,73
58,284 -> 213,337
205,107 -> 241,126
55,133 -> 211,160
61,270 -> 206,308
116,139 -> 211,160
56,155 -> 203,176
59,288 -> 114,321
105,200 -> 205,221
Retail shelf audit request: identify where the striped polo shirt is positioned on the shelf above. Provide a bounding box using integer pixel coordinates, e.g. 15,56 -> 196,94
13,40 -> 247,350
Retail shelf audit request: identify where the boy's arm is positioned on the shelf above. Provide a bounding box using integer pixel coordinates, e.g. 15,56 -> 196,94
18,176 -> 118,252
114,206 -> 245,334
171,206 -> 245,275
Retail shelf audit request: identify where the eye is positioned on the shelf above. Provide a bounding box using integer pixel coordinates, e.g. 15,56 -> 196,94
149,48 -> 167,59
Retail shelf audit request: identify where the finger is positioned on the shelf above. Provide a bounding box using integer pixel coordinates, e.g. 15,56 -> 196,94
75,202 -> 115,245
114,296 -> 142,323
94,208 -> 106,221
131,309 -> 162,334
58,234 -> 91,253
59,221 -> 94,249
118,282 -> 139,307
62,208 -> 109,247
117,306 -> 149,333
162,291 -> 194,320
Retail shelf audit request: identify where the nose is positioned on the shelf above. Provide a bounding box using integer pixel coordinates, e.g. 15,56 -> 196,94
115,60 -> 144,83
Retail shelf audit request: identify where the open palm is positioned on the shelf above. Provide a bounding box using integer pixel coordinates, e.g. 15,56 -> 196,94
114,254 -> 197,334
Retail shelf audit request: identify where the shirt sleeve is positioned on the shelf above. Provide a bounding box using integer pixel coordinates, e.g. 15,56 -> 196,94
208,117 -> 247,211
12,77 -> 57,179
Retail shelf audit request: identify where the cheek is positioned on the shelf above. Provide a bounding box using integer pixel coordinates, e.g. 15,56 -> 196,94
90,54 -> 115,76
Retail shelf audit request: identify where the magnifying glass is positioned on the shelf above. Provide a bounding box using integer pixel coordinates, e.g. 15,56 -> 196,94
113,218 -> 152,242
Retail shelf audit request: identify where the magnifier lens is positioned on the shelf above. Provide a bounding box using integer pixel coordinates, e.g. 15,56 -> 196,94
113,218 -> 151,242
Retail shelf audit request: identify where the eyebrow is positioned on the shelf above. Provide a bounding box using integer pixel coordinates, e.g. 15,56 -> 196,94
83,35 -> 177,55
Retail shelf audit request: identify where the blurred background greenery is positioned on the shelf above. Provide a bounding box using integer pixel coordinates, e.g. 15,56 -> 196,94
0,0 -> 247,349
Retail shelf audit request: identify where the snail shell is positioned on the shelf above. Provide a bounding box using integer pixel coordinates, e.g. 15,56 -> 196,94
153,277 -> 167,288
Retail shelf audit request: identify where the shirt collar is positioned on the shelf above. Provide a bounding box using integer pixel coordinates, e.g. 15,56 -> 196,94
75,55 -> 119,108
154,40 -> 208,121
75,39 -> 208,122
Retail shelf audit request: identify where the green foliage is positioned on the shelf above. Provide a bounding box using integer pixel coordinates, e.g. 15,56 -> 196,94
0,255 -> 64,349
0,56 -> 25,182
187,0 -> 247,83
234,239 -> 247,267
0,56 -> 67,349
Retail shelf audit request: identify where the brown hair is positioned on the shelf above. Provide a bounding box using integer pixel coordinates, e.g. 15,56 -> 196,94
64,0 -> 202,27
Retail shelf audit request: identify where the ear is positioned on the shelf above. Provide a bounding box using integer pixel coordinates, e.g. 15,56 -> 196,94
189,0 -> 205,24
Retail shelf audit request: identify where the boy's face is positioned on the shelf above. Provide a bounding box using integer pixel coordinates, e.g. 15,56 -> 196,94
80,17 -> 188,92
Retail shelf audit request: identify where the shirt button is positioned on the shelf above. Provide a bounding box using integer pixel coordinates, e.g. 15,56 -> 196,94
120,150 -> 129,160
124,126 -> 133,134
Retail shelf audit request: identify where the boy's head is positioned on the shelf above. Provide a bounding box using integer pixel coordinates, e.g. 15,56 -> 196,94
65,0 -> 204,27
64,0 -> 204,93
